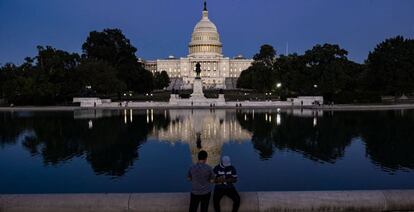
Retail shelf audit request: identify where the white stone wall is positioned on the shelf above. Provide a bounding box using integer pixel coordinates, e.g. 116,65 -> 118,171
229,59 -> 252,78
288,96 -> 324,106
157,59 -> 181,78
73,98 -> 103,107
144,60 -> 157,74
146,57 -> 252,89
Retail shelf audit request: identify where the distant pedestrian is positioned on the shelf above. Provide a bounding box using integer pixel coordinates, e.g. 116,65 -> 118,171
213,156 -> 240,212
187,150 -> 215,212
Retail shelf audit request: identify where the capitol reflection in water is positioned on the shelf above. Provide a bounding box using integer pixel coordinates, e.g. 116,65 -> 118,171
1,109 -> 414,193
149,110 -> 251,166
69,108 -> 414,172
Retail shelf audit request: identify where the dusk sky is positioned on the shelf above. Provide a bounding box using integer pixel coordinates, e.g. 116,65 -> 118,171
1,0 -> 413,65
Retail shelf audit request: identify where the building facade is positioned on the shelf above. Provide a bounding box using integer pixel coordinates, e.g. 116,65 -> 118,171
144,2 -> 253,89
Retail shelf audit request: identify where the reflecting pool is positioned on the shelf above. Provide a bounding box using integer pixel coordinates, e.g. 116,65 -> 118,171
1,109 -> 414,194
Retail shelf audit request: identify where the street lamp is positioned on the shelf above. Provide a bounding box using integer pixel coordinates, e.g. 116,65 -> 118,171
85,85 -> 92,97
276,83 -> 282,88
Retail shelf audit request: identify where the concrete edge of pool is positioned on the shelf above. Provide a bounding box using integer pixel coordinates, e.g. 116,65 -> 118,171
1,103 -> 414,111
1,190 -> 414,212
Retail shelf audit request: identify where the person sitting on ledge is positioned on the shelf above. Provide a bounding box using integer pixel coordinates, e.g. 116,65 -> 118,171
187,150 -> 215,212
213,156 -> 240,212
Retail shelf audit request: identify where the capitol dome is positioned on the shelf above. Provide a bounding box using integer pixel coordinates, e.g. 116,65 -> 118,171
189,2 -> 222,57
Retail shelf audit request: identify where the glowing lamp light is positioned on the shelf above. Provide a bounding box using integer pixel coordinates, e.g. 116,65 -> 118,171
276,83 -> 282,88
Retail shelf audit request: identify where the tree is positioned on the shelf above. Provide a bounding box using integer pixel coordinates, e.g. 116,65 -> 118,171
82,29 -> 137,66
154,71 -> 170,89
0,64 -> 7,99
238,45 -> 278,92
253,44 -> 277,68
365,36 -> 414,96
303,44 -> 357,102
82,28 -> 154,93
275,44 -> 367,103
1,47 -> 81,105
1,64 -> 20,102
276,53 -> 310,96
251,62 -> 276,92
75,59 -> 126,95
118,63 -> 154,93
236,67 -> 253,89
0,62 -> 37,105
34,46 -> 81,103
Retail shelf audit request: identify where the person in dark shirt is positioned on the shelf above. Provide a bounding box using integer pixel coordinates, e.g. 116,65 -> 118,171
187,150 -> 215,212
213,156 -> 240,212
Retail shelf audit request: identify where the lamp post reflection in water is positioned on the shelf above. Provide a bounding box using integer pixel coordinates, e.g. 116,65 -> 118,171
276,114 -> 281,126
124,109 -> 127,124
151,109 -> 154,122
130,109 -> 133,123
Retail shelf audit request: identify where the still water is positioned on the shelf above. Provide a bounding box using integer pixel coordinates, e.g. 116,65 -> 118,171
1,109 -> 414,194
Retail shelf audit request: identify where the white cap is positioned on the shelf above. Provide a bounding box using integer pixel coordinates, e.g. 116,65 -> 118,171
221,156 -> 231,167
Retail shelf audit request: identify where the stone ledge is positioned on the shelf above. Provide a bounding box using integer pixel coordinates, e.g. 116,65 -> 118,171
383,190 -> 414,211
0,190 -> 413,212
0,194 -> 129,212
258,191 -> 387,212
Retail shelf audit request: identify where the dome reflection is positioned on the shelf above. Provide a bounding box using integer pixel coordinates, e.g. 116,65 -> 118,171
150,110 -> 251,166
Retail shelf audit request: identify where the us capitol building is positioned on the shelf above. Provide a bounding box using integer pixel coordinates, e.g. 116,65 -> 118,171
143,1 -> 253,89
